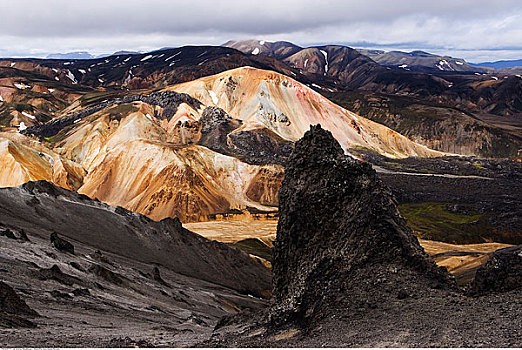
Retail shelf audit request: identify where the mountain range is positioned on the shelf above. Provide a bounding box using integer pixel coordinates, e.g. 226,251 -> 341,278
225,40 -> 522,158
472,58 -> 522,69
49,45 -> 522,70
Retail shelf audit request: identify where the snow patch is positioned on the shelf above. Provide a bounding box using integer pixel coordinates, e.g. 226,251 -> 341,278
260,40 -> 265,45
165,52 -> 181,61
312,83 -> 322,89
398,64 -> 408,68
492,76 -> 499,81
10,62 -> 15,67
55,77 -> 60,81
177,116 -> 191,123
14,82 -> 30,89
78,69 -> 86,74
65,70 -> 77,84
73,118 -> 81,124
304,58 -> 309,68
98,78 -> 104,83
48,88 -> 55,93
140,55 -> 153,62
18,122 -> 27,132
320,50 -> 328,74
52,68 -> 58,73
21,111 -> 36,120
0,95 -> 3,102
436,59 -> 452,71
146,113 -> 153,121
252,48 -> 260,55
208,90 -> 219,104
123,57 -> 131,62
455,61 -> 464,65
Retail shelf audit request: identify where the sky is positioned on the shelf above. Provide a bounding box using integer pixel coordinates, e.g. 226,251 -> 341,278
1,0 -> 521,62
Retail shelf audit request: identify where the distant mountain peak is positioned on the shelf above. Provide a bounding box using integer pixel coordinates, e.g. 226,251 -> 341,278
46,51 -> 95,60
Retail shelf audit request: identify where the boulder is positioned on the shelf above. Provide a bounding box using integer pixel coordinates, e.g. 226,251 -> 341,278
471,245 -> 522,295
50,232 -> 75,254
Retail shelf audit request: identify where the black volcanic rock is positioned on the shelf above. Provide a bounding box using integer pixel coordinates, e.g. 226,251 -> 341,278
0,228 -> 17,240
270,124 -> 453,327
0,281 -> 38,316
198,106 -> 292,165
471,245 -> 522,295
50,232 -> 75,254
0,281 -> 38,328
36,265 -> 82,286
152,266 -> 169,286
198,106 -> 242,153
88,264 -> 126,286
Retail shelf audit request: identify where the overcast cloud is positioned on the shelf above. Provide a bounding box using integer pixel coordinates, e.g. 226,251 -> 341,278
1,0 -> 521,62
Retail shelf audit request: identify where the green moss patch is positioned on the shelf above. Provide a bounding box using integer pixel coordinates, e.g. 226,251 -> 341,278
398,202 -> 493,244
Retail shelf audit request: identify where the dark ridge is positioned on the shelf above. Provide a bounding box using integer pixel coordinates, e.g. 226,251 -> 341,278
23,91 -> 202,138
36,265 -> 82,286
88,264 -> 127,286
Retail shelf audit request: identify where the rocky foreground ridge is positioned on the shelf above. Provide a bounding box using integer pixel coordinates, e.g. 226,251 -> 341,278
206,125 -> 522,347
0,180 -> 271,346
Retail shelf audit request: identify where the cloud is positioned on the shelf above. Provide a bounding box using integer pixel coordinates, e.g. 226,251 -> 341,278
1,0 -> 521,61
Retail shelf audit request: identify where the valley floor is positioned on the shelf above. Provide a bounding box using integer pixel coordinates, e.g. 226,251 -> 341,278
187,219 -> 511,285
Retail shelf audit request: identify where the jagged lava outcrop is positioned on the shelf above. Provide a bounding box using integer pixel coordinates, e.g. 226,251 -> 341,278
271,125 -> 453,326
